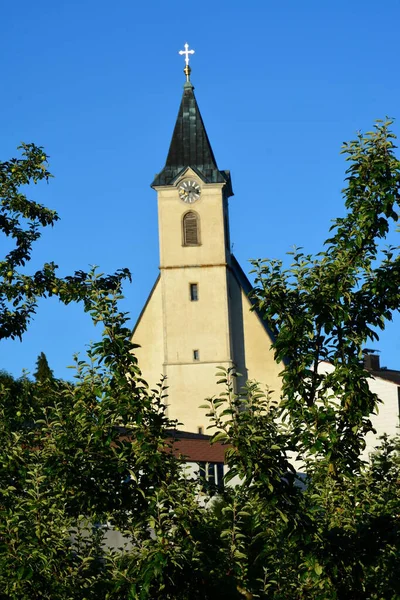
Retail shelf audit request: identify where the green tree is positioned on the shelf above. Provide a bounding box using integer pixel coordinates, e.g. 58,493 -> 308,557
250,119 -> 400,479
0,144 -> 229,599
0,144 -> 176,598
0,143 -> 130,341
33,352 -> 54,383
1,122 -> 400,600
201,120 -> 400,599
0,276 -> 184,598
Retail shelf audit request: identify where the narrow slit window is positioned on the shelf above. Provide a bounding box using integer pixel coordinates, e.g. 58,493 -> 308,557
193,349 -> 200,361
183,211 -> 200,246
198,426 -> 204,435
190,283 -> 198,301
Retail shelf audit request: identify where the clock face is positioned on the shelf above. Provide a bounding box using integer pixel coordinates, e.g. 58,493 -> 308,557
178,180 -> 201,203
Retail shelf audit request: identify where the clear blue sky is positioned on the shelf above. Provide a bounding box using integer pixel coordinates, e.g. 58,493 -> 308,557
1,0 -> 399,378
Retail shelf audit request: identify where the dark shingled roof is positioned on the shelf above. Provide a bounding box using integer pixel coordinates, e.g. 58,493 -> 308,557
152,81 -> 229,187
368,369 -> 400,385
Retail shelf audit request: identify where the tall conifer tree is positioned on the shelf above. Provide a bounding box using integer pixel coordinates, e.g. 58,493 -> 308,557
33,352 -> 54,383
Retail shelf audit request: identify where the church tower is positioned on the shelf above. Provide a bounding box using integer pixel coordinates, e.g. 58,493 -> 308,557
132,47 -> 281,433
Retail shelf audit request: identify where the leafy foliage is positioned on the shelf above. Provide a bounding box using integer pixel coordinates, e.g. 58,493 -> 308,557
1,123 -> 400,599
203,120 -> 400,598
0,276 -> 183,598
0,143 -> 130,341
250,120 -> 400,478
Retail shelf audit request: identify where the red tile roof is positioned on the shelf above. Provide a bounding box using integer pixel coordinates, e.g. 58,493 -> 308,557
115,428 -> 228,464
167,436 -> 227,463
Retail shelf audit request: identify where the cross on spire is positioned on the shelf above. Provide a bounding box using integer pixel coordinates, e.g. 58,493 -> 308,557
179,42 -> 195,66
179,43 -> 195,82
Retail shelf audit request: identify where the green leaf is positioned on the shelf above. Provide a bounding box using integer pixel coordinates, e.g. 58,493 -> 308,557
211,431 -> 229,443
314,563 -> 323,576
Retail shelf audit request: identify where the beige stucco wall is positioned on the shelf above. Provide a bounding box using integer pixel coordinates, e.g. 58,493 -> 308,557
133,268 -> 283,432
132,170 -> 283,432
132,279 -> 164,392
319,361 -> 399,460
161,266 -> 231,365
241,288 -> 282,400
228,271 -> 282,402
364,375 -> 399,457
157,169 -> 228,269
165,361 -> 233,432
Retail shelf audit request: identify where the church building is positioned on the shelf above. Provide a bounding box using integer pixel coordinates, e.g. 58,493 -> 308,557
132,46 -> 281,434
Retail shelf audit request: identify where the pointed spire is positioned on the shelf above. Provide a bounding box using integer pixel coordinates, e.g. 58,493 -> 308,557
152,45 -> 230,188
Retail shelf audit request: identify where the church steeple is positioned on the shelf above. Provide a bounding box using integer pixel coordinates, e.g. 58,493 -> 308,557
152,44 -> 231,191
133,45 -> 281,434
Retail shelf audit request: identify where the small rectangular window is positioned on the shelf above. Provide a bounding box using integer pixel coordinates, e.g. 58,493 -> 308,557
198,462 -> 224,490
216,464 -> 224,489
198,426 -> 204,435
193,349 -> 200,361
207,463 -> 216,485
190,283 -> 198,301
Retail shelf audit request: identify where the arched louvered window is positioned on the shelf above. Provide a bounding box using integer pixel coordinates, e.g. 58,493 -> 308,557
183,211 -> 200,246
